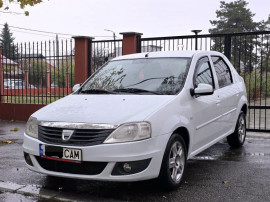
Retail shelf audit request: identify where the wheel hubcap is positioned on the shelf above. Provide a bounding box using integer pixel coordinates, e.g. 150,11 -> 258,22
169,141 -> 185,183
238,115 -> 246,143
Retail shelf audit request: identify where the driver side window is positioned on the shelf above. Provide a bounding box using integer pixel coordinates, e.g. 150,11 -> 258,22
195,57 -> 214,88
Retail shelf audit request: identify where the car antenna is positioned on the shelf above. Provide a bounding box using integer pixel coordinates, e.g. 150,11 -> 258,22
145,52 -> 150,58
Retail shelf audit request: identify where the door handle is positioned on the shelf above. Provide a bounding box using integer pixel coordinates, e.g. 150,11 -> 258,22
216,100 -> 221,104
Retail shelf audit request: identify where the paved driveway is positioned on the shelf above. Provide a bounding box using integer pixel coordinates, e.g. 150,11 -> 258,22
0,121 -> 270,202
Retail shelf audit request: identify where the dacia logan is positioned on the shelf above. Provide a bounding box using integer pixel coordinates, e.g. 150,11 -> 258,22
23,51 -> 248,189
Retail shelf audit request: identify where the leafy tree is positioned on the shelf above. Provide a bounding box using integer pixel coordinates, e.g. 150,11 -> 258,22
209,0 -> 259,34
93,48 -> 111,72
209,0 -> 270,71
20,57 -> 74,88
50,58 -> 75,88
259,16 -> 270,71
21,59 -> 48,87
0,23 -> 18,60
0,0 -> 44,16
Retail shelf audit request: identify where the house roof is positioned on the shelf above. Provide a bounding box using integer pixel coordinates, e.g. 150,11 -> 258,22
1,55 -> 18,65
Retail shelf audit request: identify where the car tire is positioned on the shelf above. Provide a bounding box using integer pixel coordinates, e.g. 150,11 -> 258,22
158,133 -> 187,190
227,111 -> 246,148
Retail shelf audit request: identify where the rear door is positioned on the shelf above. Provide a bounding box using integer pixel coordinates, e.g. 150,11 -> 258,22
210,56 -> 240,135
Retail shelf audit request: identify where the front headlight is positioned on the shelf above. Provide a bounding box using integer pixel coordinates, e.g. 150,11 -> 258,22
104,122 -> 151,144
25,116 -> 38,139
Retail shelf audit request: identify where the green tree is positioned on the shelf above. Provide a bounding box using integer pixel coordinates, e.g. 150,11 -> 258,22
209,0 -> 258,34
50,58 -> 75,88
21,59 -> 48,87
259,16 -> 270,72
0,23 -> 18,60
209,0 -> 270,71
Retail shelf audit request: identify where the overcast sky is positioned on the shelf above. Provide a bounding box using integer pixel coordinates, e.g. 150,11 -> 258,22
0,0 -> 269,42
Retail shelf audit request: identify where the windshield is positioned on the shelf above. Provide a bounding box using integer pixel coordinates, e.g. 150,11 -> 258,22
80,58 -> 191,95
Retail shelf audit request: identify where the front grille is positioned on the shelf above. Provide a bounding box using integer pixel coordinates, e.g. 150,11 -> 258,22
38,126 -> 114,146
36,156 -> 107,175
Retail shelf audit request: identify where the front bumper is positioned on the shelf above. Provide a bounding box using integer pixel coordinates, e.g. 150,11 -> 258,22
23,133 -> 170,181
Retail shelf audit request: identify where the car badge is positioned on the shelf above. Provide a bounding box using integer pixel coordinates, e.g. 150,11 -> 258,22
62,130 -> 74,142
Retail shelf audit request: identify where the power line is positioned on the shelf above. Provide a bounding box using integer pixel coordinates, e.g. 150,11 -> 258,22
0,24 -> 121,40
0,23 -> 74,36
9,28 -> 71,39
0,11 -> 24,15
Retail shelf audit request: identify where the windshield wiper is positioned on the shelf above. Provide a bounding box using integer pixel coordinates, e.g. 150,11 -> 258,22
80,88 -> 162,95
80,89 -> 116,94
125,76 -> 177,88
113,88 -> 162,95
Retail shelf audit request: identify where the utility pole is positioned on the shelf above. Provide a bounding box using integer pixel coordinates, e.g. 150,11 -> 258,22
104,29 -> 116,57
56,34 -> 59,68
56,34 -> 59,57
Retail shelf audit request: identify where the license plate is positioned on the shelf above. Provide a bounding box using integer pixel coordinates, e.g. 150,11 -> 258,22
62,148 -> 82,161
39,145 -> 82,162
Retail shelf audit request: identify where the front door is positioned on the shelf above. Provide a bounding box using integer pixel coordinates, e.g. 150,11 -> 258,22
190,56 -> 222,152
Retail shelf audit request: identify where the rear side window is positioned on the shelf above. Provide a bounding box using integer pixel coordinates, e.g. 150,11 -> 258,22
211,56 -> 232,88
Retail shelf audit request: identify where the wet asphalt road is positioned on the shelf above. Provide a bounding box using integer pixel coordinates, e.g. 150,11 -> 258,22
0,120 -> 270,202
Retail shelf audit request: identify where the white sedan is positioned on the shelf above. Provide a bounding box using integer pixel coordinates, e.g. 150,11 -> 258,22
23,51 -> 247,190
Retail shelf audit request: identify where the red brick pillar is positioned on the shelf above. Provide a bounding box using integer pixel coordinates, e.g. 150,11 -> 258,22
65,72 -> 69,88
0,49 -> 3,103
24,71 -> 29,89
46,71 -> 50,94
120,32 -> 143,55
72,36 -> 94,84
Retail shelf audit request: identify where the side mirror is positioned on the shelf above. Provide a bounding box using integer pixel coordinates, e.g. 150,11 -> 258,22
72,84 -> 82,92
190,83 -> 213,96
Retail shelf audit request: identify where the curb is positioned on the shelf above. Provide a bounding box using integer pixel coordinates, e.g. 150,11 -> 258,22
247,132 -> 270,139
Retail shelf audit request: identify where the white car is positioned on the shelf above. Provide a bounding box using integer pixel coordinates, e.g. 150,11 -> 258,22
4,79 -> 36,89
23,51 -> 248,189
4,79 -> 13,89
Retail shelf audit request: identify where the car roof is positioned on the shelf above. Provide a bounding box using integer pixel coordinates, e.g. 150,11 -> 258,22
112,50 -> 223,60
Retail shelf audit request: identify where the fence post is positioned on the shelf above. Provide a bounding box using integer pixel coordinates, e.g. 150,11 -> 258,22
0,48 -> 3,103
191,30 -> 202,50
72,36 -> 94,84
136,34 -> 142,53
120,32 -> 143,55
224,34 -> 232,60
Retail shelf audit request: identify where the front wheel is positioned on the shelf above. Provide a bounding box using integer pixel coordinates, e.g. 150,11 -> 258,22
227,111 -> 246,148
158,134 -> 187,190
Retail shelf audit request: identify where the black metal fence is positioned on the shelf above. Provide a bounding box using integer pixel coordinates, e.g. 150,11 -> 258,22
140,34 -> 225,52
92,39 -> 123,72
0,39 -> 74,104
1,31 -> 269,131
140,31 -> 270,132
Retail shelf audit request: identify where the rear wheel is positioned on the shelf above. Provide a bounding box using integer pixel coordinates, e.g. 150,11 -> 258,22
158,134 -> 187,190
227,111 -> 246,148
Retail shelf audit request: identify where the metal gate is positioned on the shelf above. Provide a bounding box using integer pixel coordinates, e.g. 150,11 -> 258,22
139,31 -> 270,132
91,31 -> 270,132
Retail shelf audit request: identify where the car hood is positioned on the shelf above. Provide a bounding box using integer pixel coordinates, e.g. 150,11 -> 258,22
33,94 -> 175,125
